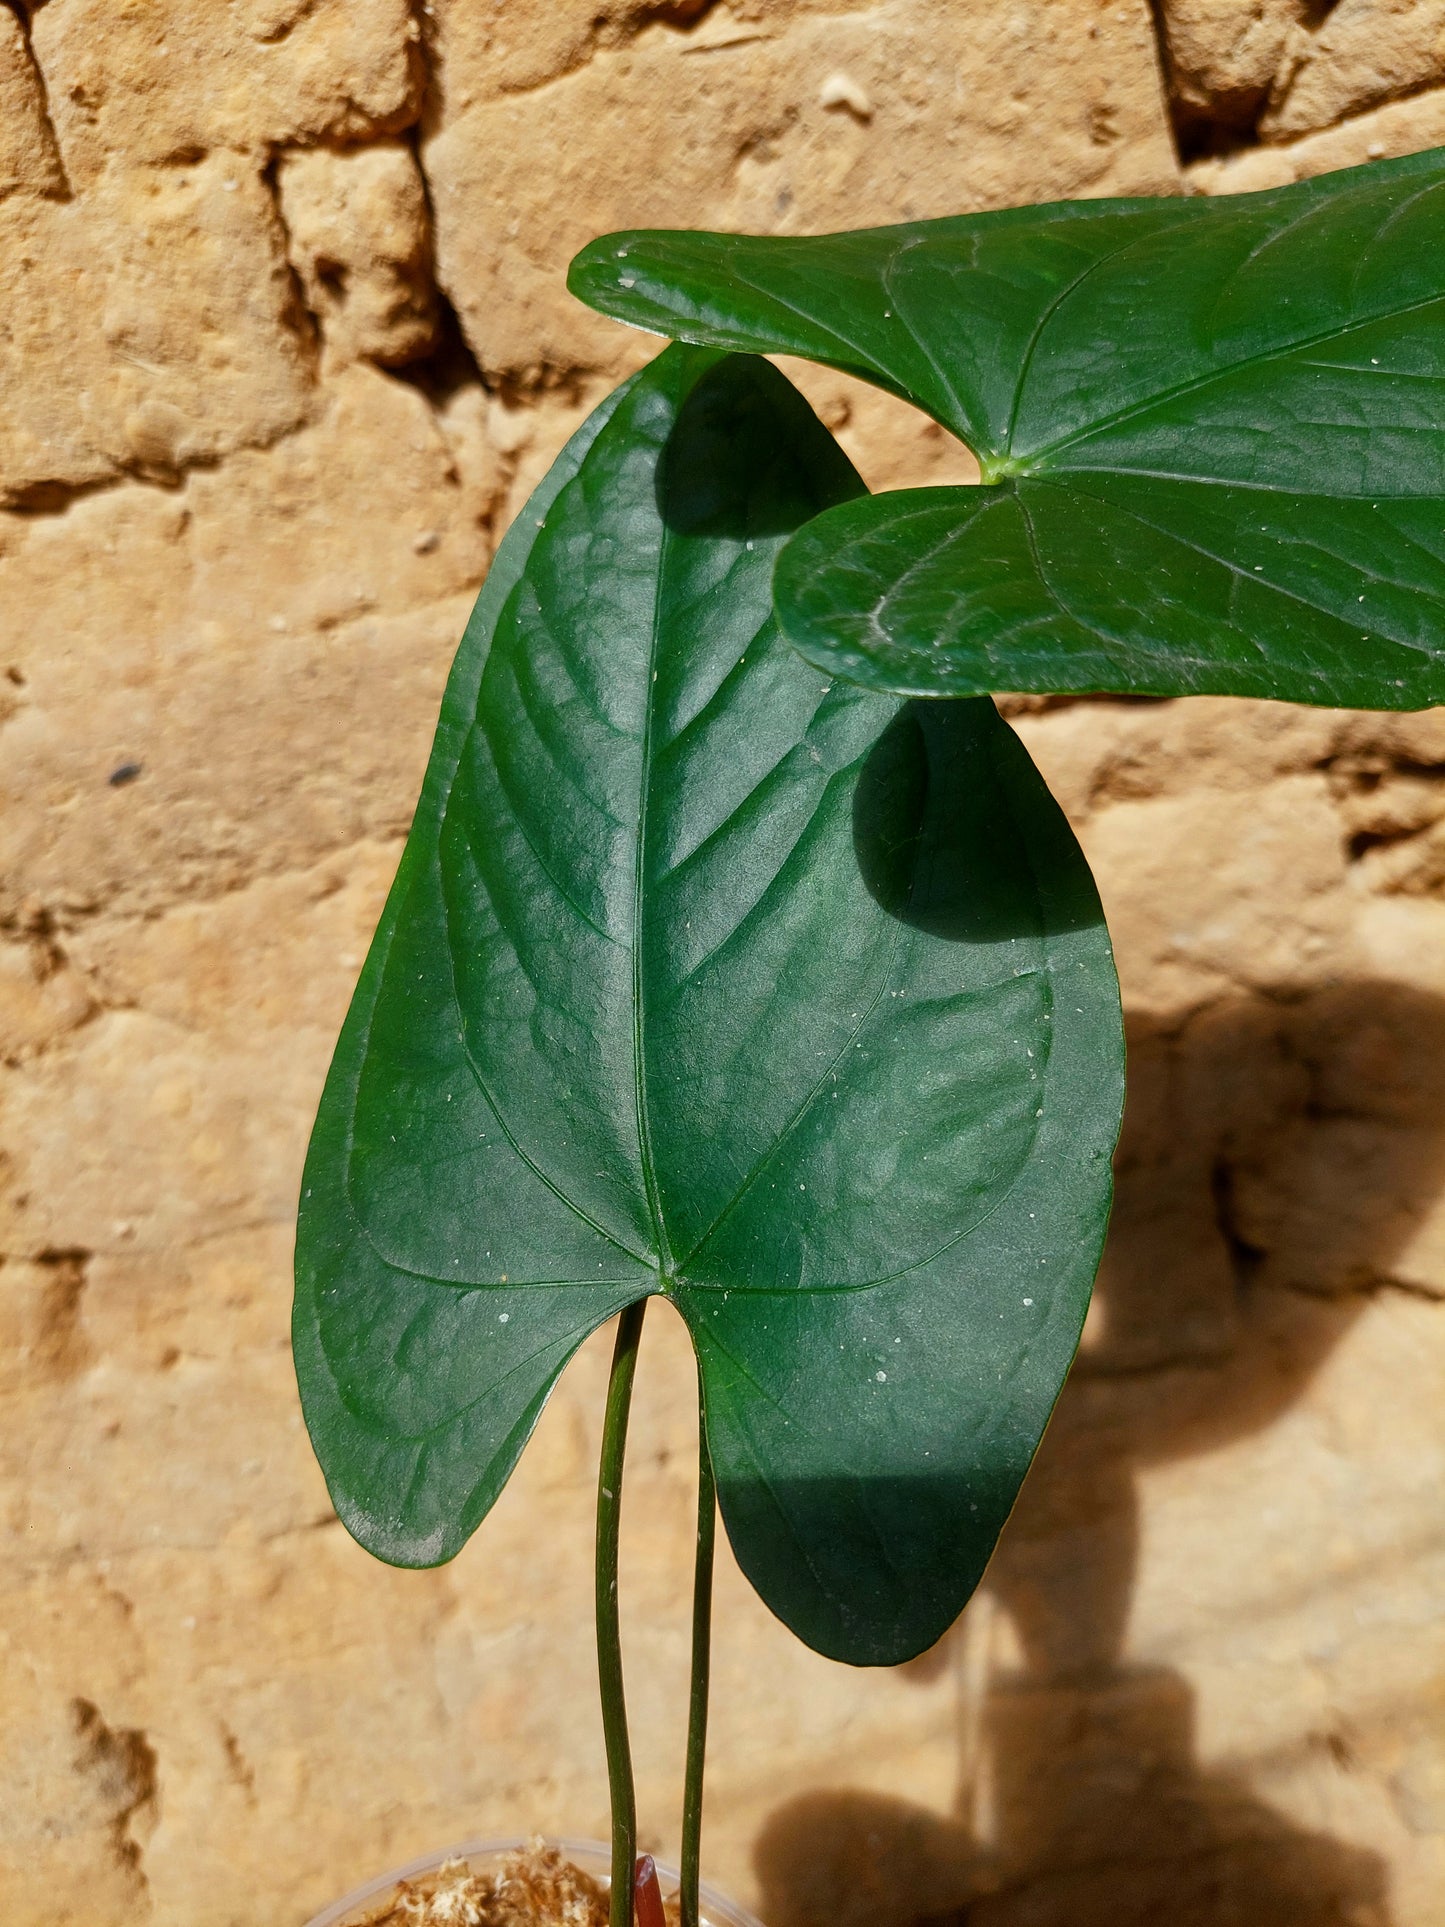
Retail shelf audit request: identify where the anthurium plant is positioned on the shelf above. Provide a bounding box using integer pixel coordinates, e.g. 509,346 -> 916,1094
295,149 -> 1442,1927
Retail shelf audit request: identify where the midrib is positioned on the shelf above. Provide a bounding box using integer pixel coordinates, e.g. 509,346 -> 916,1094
630,512 -> 673,1281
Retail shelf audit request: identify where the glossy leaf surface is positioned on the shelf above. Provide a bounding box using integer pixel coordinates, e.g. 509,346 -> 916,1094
294,345 -> 1123,1664
569,150 -> 1445,707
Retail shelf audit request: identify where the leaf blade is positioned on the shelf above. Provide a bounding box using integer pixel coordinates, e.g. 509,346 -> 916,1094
569,150 -> 1445,706
772,478 -> 1445,705
295,347 -> 1124,1664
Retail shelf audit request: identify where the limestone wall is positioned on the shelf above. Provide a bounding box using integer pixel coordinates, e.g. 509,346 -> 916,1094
1,3 -> 1442,1923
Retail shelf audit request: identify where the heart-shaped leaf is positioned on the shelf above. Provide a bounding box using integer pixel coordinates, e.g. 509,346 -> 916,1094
568,149 -> 1445,708
294,345 -> 1123,1664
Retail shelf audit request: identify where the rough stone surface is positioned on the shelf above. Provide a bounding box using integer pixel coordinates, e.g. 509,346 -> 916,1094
27,0 -> 424,188
2,6 -> 1443,1927
0,154 -> 316,506
1191,84 -> 1445,190
276,142 -> 439,371
423,0 -> 1179,379
1154,0 -> 1311,143
1157,0 -> 1445,150
1263,0 -> 1445,142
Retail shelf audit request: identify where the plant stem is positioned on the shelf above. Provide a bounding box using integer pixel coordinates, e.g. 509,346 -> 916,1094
680,1373 -> 716,1927
598,1300 -> 648,1927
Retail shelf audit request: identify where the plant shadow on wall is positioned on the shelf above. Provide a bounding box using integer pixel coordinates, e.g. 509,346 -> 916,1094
753,954 -> 1441,1927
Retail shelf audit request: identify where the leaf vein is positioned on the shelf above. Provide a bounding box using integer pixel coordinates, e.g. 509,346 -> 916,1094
1031,287 -> 1445,468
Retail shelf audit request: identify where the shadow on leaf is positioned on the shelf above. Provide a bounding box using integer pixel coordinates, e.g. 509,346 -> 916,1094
853,702 -> 1105,941
657,352 -> 862,542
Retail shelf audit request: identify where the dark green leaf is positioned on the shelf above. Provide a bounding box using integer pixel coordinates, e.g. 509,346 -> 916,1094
568,150 -> 1445,707
294,345 -> 1123,1664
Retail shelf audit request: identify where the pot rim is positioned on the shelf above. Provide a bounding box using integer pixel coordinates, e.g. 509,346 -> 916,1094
303,1833 -> 762,1927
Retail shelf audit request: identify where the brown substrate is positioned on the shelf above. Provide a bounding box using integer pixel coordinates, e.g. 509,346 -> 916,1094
345,1841 -> 682,1927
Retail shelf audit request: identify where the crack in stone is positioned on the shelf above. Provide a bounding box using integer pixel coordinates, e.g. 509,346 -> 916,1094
1152,0 -> 1349,164
2,473 -> 132,519
0,905 -> 105,1067
1210,1152 -> 1266,1299
30,1245 -> 93,1379
219,1723 -> 258,1802
71,1697 -> 160,1891
1,0 -> 72,200
0,398 -> 330,517
1280,1268 -> 1445,1307
481,0 -> 732,104
0,1209 -> 295,1272
259,149 -> 326,375
0,812 -> 416,936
